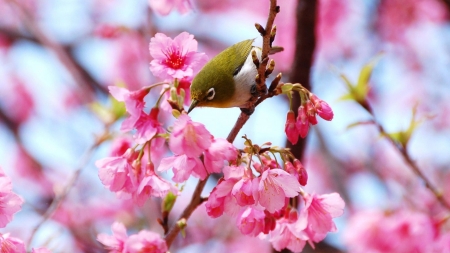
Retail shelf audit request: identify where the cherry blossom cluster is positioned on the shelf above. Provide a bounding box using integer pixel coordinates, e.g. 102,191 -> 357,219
284,83 -> 334,144
203,138 -> 344,251
94,31 -> 345,252
0,167 -> 51,252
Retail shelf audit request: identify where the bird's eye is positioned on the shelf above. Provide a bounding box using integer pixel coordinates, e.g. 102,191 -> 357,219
206,88 -> 215,100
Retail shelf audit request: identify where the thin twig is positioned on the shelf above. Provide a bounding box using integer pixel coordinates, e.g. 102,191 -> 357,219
164,0 -> 280,248
26,140 -> 103,250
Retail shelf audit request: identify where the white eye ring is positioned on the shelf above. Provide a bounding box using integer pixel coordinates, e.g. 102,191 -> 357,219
206,88 -> 215,100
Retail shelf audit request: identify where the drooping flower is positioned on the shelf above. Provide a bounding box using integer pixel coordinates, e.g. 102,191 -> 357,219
158,154 -> 206,182
0,233 -> 26,253
124,230 -> 167,253
148,0 -> 192,16
300,193 -> 345,243
133,107 -> 165,144
296,105 -> 309,138
236,207 -> 276,236
285,110 -> 299,145
135,162 -> 177,206
254,169 -> 301,213
169,114 -> 212,158
97,222 -> 128,253
95,149 -> 139,195
204,138 -> 238,174
310,94 -> 334,121
149,32 -> 207,80
0,168 -> 24,228
270,218 -> 308,252
109,86 -> 151,131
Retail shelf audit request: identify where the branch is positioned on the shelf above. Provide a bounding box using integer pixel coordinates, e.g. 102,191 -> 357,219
164,0 -> 280,248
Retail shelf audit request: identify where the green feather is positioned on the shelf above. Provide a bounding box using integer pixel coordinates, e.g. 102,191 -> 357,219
191,39 -> 255,108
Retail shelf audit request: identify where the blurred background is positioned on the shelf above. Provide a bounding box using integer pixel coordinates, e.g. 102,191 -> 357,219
1,0 -> 450,252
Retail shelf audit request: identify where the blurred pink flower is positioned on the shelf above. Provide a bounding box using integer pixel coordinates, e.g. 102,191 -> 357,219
0,233 -> 26,253
97,222 -> 128,253
149,32 -> 207,80
31,248 -> 51,253
4,77 -> 34,125
109,136 -> 133,157
285,110 -> 299,145
149,0 -> 191,15
158,154 -> 207,182
109,86 -> 150,131
254,169 -> 300,213
124,230 -> 167,253
301,193 -> 345,243
204,138 -> 238,173
0,168 -> 24,228
169,114 -> 212,158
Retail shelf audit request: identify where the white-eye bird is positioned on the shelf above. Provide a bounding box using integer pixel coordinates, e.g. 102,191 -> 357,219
187,39 -> 261,113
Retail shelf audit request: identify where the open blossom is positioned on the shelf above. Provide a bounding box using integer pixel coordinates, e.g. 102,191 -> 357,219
158,154 -> 207,182
109,86 -> 150,131
0,233 -> 26,253
236,207 -> 276,236
169,114 -> 212,158
135,162 -> 177,206
96,148 -> 139,196
149,32 -> 207,80
204,138 -> 238,173
0,168 -> 24,228
148,0 -> 192,16
254,169 -> 301,213
97,222 -> 128,253
270,217 -> 308,252
124,230 -> 167,253
133,108 -> 165,144
301,193 -> 345,243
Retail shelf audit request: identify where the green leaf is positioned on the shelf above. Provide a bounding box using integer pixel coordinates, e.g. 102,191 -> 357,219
162,191 -> 177,213
110,96 -> 127,120
281,83 -> 293,94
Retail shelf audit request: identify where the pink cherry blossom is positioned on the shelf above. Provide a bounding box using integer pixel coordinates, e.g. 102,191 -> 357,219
109,136 -> 133,156
158,154 -> 206,182
0,233 -> 26,253
296,105 -> 309,138
4,78 -> 34,125
169,114 -> 212,158
96,149 -> 139,195
285,110 -> 299,145
254,169 -> 301,213
149,32 -> 207,80
124,230 -> 167,253
204,138 -> 238,173
148,0 -> 192,16
224,165 -> 256,206
97,222 -> 128,253
109,86 -> 150,131
301,193 -> 345,242
205,177 -> 240,218
305,100 -> 318,125
135,162 -> 177,206
133,108 -> 165,144
236,207 -> 277,236
310,94 -> 334,121
270,218 -> 308,252
0,168 -> 24,228
285,160 -> 308,186
31,248 -> 51,253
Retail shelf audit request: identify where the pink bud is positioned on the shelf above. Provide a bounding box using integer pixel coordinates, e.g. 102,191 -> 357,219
305,100 -> 318,125
311,94 -> 334,121
294,159 -> 308,186
296,106 -> 309,138
285,111 -> 299,144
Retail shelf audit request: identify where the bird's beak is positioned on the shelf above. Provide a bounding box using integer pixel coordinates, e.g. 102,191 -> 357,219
187,99 -> 199,114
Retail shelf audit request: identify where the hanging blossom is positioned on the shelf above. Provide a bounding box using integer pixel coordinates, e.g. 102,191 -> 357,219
98,222 -> 167,253
0,167 -> 24,228
148,0 -> 192,16
149,32 -> 208,80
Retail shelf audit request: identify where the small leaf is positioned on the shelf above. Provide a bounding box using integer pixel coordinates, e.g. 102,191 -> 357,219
162,191 -> 177,213
281,83 -> 293,94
